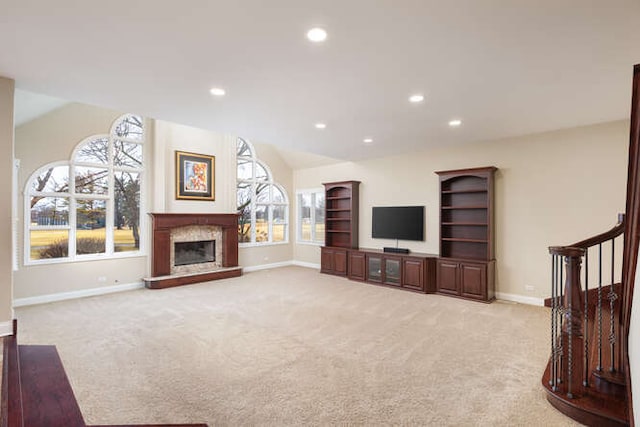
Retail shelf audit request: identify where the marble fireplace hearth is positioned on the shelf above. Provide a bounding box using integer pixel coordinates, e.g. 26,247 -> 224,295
144,213 -> 242,289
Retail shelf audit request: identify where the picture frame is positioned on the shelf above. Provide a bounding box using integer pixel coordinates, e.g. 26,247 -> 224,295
175,151 -> 215,201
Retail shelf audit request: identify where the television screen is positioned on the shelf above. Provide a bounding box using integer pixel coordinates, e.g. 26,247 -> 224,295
372,206 -> 425,241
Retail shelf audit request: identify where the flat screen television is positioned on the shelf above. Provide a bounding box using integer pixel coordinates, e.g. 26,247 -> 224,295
372,206 -> 425,241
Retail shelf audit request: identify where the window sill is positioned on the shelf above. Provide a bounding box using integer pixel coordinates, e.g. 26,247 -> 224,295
296,241 -> 324,246
239,241 -> 290,248
23,251 -> 147,267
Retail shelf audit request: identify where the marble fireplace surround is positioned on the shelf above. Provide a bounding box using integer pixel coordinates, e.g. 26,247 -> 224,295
145,213 -> 241,289
170,225 -> 222,275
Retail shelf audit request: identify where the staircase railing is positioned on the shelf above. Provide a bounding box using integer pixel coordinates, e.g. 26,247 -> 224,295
545,214 -> 627,425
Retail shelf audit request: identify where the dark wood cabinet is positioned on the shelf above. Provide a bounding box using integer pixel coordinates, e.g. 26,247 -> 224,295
345,248 -> 438,293
435,167 -> 497,302
320,246 -> 348,276
323,245 -> 437,294
402,257 -> 432,292
321,180 -> 360,277
460,261 -> 487,300
348,250 -> 366,281
323,180 -> 360,249
365,253 -> 401,286
436,258 -> 495,302
383,256 -> 402,287
436,259 -> 460,295
365,253 -> 383,283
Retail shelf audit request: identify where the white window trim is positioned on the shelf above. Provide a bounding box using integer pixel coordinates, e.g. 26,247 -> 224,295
24,115 -> 146,266
237,138 -> 289,247
296,188 -> 325,246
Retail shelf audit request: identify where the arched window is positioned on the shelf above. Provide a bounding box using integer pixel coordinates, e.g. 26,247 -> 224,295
236,138 -> 289,245
25,114 -> 144,263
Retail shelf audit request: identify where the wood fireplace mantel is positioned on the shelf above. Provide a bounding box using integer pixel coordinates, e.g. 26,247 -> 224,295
146,213 -> 241,289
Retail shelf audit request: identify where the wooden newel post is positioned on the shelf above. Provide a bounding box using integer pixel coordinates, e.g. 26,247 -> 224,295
563,248 -> 585,337
549,246 -> 585,398
563,248 -> 585,398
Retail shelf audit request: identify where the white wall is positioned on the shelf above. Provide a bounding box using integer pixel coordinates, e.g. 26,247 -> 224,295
13,103 -> 149,299
11,98 -> 629,304
152,122 -> 294,268
14,110 -> 298,301
0,77 -> 14,330
238,141 -> 293,267
152,120 -> 236,213
293,120 -> 629,300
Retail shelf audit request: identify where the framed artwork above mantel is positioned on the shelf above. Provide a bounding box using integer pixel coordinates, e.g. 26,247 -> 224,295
175,150 -> 215,201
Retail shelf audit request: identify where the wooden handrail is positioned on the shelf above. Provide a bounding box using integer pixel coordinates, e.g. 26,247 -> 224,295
543,65 -> 639,426
548,214 -> 623,258
545,214 -> 628,424
569,213 -> 625,249
548,246 -> 586,257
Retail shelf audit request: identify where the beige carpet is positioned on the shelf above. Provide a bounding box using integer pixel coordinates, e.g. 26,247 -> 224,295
15,266 -> 580,426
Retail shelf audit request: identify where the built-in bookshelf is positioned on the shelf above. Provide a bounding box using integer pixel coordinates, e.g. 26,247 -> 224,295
320,180 -> 360,276
323,181 -> 360,249
435,167 -> 497,302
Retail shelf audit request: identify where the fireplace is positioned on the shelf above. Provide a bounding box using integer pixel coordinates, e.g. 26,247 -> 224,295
174,240 -> 215,266
169,224 -> 223,275
145,213 -> 241,289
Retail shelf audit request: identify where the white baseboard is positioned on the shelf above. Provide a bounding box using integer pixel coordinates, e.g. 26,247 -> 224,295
292,260 -> 321,269
243,260 -> 322,272
496,292 -> 545,306
243,261 -> 294,273
13,281 -> 145,308
0,320 -> 13,337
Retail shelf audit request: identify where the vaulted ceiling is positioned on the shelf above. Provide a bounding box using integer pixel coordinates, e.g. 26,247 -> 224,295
2,1 -> 639,161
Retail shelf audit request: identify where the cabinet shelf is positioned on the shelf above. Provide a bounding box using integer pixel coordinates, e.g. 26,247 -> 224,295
322,181 -> 360,252
441,206 -> 487,210
442,238 -> 488,243
441,189 -> 487,194
436,167 -> 497,302
442,222 -> 488,226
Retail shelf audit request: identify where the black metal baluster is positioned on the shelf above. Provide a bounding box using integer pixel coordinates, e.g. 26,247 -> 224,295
597,243 -> 603,372
551,254 -> 558,390
609,238 -> 617,372
559,255 -> 564,383
584,249 -> 589,387
568,295 -> 574,398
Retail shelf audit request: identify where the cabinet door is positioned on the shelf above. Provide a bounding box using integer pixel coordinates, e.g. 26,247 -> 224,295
384,256 -> 402,286
333,249 -> 348,276
402,258 -> 425,292
437,260 -> 460,295
366,254 -> 383,283
348,251 -> 366,281
460,262 -> 487,300
320,247 -> 333,274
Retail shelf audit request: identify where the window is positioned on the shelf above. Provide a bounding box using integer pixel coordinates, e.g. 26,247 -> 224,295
236,138 -> 289,245
297,189 -> 325,244
25,114 -> 144,263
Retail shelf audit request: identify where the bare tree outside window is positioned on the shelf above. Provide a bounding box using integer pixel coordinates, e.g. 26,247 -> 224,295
26,114 -> 144,263
236,138 -> 288,245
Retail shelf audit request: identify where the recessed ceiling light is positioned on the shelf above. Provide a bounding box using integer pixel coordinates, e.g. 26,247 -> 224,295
409,94 -> 424,103
315,123 -> 326,129
307,28 -> 327,43
363,138 -> 373,143
449,119 -> 462,127
209,87 -> 226,96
